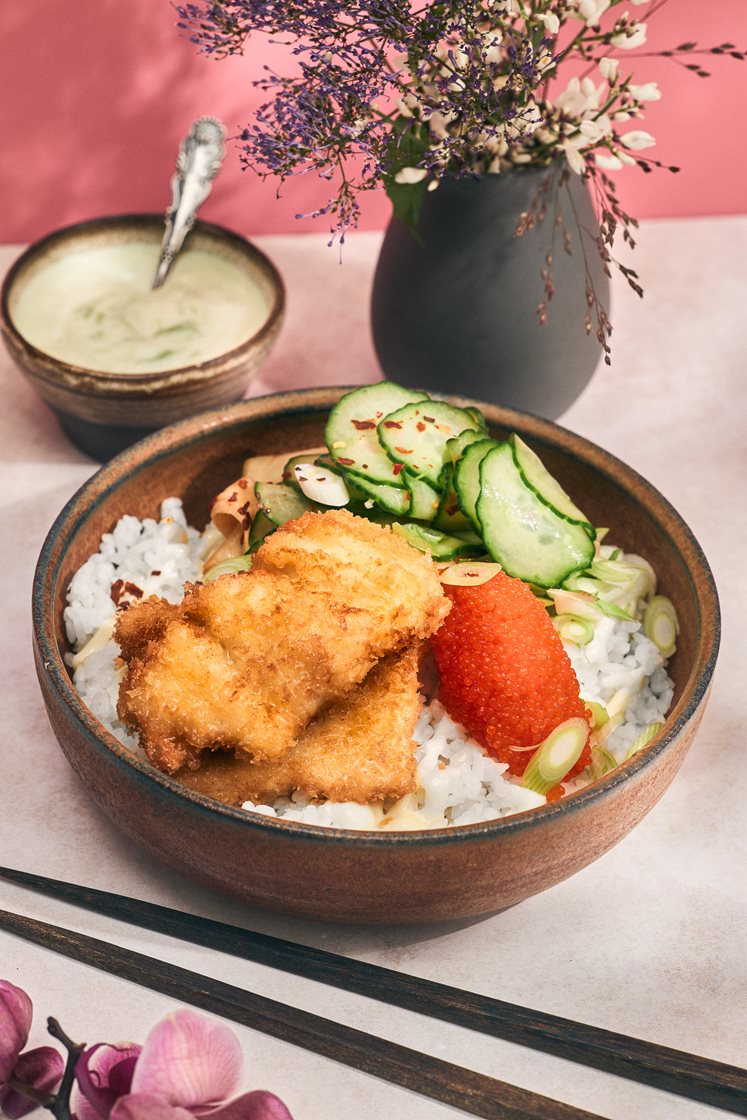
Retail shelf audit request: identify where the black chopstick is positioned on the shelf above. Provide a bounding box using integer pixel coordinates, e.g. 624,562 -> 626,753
0,906 -> 610,1120
1,866 -> 744,1116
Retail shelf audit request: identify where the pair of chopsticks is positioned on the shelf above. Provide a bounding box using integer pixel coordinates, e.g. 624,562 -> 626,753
0,867 -> 744,1120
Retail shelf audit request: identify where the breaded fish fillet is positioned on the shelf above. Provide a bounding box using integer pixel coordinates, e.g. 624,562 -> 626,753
116,509 -> 448,774
177,646 -> 422,806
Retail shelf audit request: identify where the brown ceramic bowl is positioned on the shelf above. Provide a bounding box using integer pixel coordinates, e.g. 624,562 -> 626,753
32,388 -> 720,924
1,215 -> 284,460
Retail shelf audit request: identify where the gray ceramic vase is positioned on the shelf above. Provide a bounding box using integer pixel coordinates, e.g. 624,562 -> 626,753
371,166 -> 610,419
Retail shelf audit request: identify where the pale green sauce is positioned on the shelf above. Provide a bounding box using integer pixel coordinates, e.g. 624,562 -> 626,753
13,243 -> 271,374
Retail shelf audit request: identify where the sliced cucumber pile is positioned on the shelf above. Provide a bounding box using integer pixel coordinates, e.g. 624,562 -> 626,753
231,381 -> 596,586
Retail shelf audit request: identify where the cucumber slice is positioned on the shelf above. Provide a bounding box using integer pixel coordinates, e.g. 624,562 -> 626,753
453,438 -> 500,531
254,481 -> 317,527
325,382 -> 428,486
464,406 -> 489,432
282,453 -> 320,492
433,465 -> 472,534
248,510 -> 275,551
345,472 -> 410,515
405,471 -> 441,521
476,443 -> 595,588
392,522 -> 484,561
377,401 -> 485,489
510,435 -> 595,537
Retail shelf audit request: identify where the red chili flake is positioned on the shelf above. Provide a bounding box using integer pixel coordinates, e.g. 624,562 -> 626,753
318,475 -> 327,481
242,516 -> 251,530
383,420 -> 402,429
446,503 -> 459,516
282,471 -> 292,481
237,501 -> 251,516
394,446 -> 413,455
392,463 -> 404,476
111,579 -> 144,607
238,479 -> 249,490
423,415 -> 435,423
376,410 -> 384,418
351,418 -> 376,430
361,463 -> 369,469
151,570 -> 161,577
298,474 -> 308,482
227,492 -> 238,503
338,457 -> 356,466
416,421 -> 426,432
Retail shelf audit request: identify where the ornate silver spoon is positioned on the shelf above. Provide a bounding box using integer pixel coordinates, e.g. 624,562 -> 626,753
152,116 -> 226,289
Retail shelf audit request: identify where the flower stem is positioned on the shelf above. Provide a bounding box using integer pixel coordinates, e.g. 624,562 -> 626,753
44,1017 -> 85,1120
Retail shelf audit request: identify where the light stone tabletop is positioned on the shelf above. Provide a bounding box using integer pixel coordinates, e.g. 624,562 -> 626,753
0,218 -> 745,1120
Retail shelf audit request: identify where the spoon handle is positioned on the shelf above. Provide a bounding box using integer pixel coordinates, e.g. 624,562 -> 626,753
153,116 -> 226,289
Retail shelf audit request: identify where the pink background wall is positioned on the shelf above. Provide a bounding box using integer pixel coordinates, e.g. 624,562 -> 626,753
2,1 -> 745,245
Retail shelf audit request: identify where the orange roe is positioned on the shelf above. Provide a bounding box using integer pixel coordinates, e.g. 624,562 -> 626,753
433,570 -> 591,778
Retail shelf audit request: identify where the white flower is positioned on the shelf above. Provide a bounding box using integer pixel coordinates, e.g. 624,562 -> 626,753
579,118 -> 606,143
541,11 -> 561,34
394,166 -> 429,185
571,0 -> 611,26
554,76 -> 604,117
598,57 -> 619,82
595,152 -> 624,170
563,143 -> 587,175
611,19 -> 648,48
619,129 -> 656,150
629,81 -> 662,102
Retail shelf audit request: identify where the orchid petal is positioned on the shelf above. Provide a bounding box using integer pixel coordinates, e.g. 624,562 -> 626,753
110,1092 -> 195,1120
73,1042 -> 142,1120
131,1011 -> 242,1109
199,1089 -> 295,1120
0,1046 -> 64,1119
0,983 -> 33,1084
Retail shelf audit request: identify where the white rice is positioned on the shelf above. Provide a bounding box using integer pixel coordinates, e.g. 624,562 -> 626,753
66,500 -> 674,831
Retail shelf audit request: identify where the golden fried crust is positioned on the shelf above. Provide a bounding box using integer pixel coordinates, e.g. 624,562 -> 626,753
177,647 -> 422,806
114,598 -> 180,661
116,510 -> 449,775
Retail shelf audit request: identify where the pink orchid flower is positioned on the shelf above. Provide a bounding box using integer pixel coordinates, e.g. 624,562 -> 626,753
75,1010 -> 292,1120
73,1042 -> 142,1120
0,981 -> 64,1119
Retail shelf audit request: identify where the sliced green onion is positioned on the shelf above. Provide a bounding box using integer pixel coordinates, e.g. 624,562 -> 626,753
547,588 -> 603,621
521,718 -> 589,795
554,613 -> 595,645
590,745 -> 619,779
595,598 -> 635,621
621,553 -> 657,599
583,701 -> 609,730
589,559 -> 640,586
562,573 -> 600,595
204,554 -> 253,582
591,710 -> 624,746
643,596 -> 679,658
625,721 -> 663,760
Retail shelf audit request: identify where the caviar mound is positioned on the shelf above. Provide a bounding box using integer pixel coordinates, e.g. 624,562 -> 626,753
433,570 -> 591,778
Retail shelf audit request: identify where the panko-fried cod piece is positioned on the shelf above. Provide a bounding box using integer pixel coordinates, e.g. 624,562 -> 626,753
177,646 -> 422,806
116,509 -> 448,774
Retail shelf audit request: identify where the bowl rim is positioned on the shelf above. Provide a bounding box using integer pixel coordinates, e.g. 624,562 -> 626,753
0,213 -> 286,384
32,386 -> 721,849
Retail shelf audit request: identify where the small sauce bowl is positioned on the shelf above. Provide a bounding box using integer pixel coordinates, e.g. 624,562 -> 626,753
0,214 -> 285,459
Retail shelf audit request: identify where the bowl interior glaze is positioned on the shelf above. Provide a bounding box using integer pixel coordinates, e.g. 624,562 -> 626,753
33,389 -> 720,924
